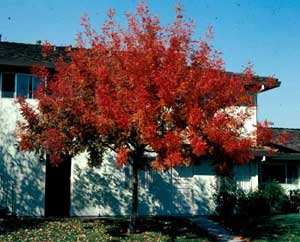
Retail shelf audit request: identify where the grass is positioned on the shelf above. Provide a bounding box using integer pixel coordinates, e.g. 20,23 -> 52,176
220,213 -> 300,242
0,216 -> 213,242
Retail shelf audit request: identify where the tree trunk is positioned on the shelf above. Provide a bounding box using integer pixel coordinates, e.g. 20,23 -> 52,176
128,163 -> 139,234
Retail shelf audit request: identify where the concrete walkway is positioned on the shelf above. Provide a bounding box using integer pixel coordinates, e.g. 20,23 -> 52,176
189,216 -> 246,242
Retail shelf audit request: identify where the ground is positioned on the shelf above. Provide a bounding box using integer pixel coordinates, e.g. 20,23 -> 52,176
234,213 -> 300,242
2,214 -> 299,241
0,216 -> 213,242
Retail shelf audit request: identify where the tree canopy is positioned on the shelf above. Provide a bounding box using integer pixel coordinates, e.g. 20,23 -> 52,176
16,3 -> 277,232
17,4 -> 269,172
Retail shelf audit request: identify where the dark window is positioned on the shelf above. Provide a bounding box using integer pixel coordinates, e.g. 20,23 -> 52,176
287,164 -> 298,184
261,163 -> 285,183
1,73 -> 15,98
1,73 -> 43,99
30,76 -> 42,98
261,162 -> 299,184
16,74 -> 30,97
28,76 -> 33,98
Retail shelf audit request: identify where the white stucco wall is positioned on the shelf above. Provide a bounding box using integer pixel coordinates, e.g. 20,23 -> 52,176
71,154 -> 218,216
235,162 -> 259,191
243,106 -> 257,137
0,99 -> 45,216
225,105 -> 257,138
71,152 -> 132,216
281,183 -> 300,191
70,155 -> 260,217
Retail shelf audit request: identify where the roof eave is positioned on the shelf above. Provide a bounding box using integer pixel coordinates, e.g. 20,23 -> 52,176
257,80 -> 281,93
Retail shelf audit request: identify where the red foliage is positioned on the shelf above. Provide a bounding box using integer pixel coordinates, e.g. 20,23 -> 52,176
17,3 -> 273,174
256,120 -> 291,148
190,136 -> 207,157
276,131 -> 291,144
256,120 -> 274,146
116,147 -> 130,166
41,41 -> 54,58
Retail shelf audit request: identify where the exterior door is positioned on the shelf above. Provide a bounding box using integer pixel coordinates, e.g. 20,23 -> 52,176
45,156 -> 71,217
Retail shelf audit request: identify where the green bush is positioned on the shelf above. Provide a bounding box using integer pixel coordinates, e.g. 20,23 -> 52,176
237,189 -> 270,216
261,180 -> 289,214
237,180 -> 289,216
288,189 -> 300,213
214,179 -> 289,219
213,176 -> 239,218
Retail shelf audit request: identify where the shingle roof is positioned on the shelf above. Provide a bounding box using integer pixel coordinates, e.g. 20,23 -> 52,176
0,41 -> 281,91
0,41 -> 67,68
271,128 -> 300,153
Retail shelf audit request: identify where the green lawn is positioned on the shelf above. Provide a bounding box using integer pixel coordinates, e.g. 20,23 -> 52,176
0,217 -> 213,242
238,213 -> 300,242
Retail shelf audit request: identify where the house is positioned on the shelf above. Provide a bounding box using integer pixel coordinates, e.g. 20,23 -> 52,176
257,128 -> 300,190
0,41 -> 297,218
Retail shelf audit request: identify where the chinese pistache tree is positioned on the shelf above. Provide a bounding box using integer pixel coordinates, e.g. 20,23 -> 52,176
17,3 -> 275,232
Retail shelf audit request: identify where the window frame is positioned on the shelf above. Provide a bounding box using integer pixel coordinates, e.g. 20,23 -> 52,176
0,72 -> 42,99
0,72 -> 16,98
260,161 -> 299,185
16,73 -> 31,98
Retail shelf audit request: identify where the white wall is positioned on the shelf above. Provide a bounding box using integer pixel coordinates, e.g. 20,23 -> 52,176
235,162 -> 259,191
242,106 -> 257,138
224,105 -> 257,138
0,99 -> 45,216
71,152 -> 132,216
71,154 -> 219,216
70,153 -> 260,217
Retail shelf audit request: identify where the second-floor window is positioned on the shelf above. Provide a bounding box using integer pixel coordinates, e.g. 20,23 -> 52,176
1,72 -> 15,98
0,72 -> 43,98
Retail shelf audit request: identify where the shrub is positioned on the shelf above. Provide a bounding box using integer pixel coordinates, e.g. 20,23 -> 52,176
237,189 -> 270,216
213,176 -> 240,218
214,179 -> 289,219
288,189 -> 300,213
261,180 -> 289,214
237,180 -> 289,216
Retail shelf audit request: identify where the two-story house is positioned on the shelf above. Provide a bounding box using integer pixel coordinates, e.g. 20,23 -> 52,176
0,41 -> 299,218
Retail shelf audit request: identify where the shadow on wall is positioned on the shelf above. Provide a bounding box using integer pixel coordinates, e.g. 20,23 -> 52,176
0,100 -> 45,216
138,163 -> 216,216
71,153 -> 216,216
71,154 -> 131,216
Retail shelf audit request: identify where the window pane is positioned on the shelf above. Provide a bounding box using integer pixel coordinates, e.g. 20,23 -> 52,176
28,76 -> 33,98
261,164 -> 285,183
16,74 -> 30,97
31,77 -> 43,98
287,164 -> 298,184
1,72 -> 15,98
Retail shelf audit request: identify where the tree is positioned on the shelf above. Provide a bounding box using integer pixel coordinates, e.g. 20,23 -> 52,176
17,3 -> 275,232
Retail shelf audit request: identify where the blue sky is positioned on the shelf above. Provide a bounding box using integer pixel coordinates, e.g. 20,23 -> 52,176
0,0 -> 299,128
